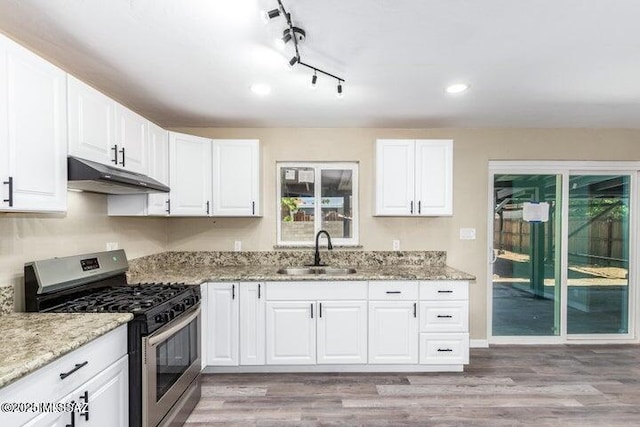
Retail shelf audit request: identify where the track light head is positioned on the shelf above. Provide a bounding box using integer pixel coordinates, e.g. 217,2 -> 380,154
337,81 -> 343,98
261,8 -> 281,23
289,56 -> 298,67
310,72 -> 318,89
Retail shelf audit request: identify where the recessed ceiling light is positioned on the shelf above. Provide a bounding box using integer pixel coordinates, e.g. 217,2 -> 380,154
446,83 -> 469,94
250,84 -> 271,96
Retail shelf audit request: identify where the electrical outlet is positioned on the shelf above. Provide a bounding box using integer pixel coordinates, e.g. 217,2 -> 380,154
106,242 -> 119,251
459,228 -> 476,240
392,240 -> 400,251
234,241 -> 242,252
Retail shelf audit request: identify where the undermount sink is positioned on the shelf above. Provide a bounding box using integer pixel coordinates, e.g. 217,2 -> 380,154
277,267 -> 357,276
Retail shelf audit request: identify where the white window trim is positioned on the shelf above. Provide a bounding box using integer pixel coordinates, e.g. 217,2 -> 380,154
277,162 -> 359,247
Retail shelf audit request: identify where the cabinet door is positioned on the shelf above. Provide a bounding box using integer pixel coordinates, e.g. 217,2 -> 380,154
67,74 -> 116,165
206,283 -> 239,366
266,301 -> 316,365
22,396 -> 75,427
147,122 -> 169,215
317,301 -> 367,364
76,355 -> 129,427
239,282 -> 266,365
211,139 -> 259,216
169,132 -> 212,216
368,301 -> 418,364
115,104 -> 147,174
414,139 -> 453,216
0,35 -> 67,212
375,139 -> 415,216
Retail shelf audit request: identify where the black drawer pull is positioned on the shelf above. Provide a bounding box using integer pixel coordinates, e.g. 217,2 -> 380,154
386,291 -> 401,294
437,290 -> 453,293
60,361 -> 88,380
437,315 -> 453,318
258,284 -> 261,299
3,176 -> 13,207
437,348 -> 453,352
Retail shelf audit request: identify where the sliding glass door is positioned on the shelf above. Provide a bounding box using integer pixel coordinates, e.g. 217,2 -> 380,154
566,175 -> 630,335
490,164 -> 635,342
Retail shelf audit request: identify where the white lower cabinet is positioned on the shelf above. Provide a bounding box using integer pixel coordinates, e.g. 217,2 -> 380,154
239,282 -> 265,365
0,325 -> 128,427
206,283 -> 239,366
266,301 -> 316,365
317,301 -> 367,364
368,301 -> 419,364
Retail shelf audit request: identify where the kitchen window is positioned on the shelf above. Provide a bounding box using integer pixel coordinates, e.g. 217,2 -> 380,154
277,162 -> 359,246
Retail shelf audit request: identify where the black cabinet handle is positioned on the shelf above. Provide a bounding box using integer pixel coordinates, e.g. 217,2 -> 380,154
410,200 -> 414,214
3,176 -> 13,207
386,291 -> 401,294
65,407 -> 76,427
232,284 -> 235,300
166,199 -> 171,214
437,348 -> 453,352
258,284 -> 261,299
437,315 -> 453,318
319,302 -> 322,318
60,361 -> 88,380
437,290 -> 453,294
413,302 -> 417,318
111,144 -> 118,164
252,201 -> 255,215
79,391 -> 89,421
206,201 -> 210,215
118,146 -> 126,167
418,201 -> 421,214
310,303 -> 313,319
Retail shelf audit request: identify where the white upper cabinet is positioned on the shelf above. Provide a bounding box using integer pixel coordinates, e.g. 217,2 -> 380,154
67,74 -> 116,166
114,104 -> 147,174
169,132 -> 212,216
146,122 -> 169,215
0,34 -> 67,212
211,139 -> 260,216
375,139 -> 453,216
68,74 -> 148,174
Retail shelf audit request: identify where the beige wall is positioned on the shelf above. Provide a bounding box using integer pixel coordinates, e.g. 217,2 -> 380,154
0,192 -> 167,310
2,128 -> 638,336
169,128 -> 640,340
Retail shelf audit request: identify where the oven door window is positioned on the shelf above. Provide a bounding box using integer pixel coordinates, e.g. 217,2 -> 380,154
155,319 -> 198,401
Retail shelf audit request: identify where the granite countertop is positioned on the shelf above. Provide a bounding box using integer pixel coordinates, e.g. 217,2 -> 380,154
0,313 -> 132,389
129,264 -> 475,285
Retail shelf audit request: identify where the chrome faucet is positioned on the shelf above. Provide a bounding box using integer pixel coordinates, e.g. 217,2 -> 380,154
311,230 -> 333,266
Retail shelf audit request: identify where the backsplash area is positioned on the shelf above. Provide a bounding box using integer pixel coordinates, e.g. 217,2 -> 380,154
128,250 -> 446,274
0,286 -> 14,314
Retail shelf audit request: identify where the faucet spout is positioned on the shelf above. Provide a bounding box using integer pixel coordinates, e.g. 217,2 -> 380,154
312,230 -> 333,266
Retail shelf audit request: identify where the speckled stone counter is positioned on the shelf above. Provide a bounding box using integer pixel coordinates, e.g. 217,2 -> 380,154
0,313 -> 132,389
128,251 -> 475,285
0,285 -> 13,314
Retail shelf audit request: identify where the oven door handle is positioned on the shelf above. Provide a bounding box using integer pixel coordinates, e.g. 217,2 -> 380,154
148,306 -> 200,347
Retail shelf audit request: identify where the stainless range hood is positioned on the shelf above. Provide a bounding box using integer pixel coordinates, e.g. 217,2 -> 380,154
67,156 -> 170,195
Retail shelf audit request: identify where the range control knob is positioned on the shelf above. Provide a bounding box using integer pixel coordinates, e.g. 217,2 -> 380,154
174,303 -> 186,313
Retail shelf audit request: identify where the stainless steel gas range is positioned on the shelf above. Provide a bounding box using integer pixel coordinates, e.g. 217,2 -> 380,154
24,250 -> 201,427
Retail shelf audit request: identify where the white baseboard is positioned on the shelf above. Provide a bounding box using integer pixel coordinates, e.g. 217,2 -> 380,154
203,364 -> 464,374
470,339 -> 489,348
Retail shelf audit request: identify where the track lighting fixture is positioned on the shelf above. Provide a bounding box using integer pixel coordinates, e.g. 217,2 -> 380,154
262,0 -> 345,96
261,8 -> 281,23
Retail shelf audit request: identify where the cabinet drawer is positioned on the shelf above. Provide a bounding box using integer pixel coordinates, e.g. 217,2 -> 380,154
368,281 -> 418,300
420,281 -> 468,300
267,281 -> 367,301
419,301 -> 468,332
419,333 -> 469,365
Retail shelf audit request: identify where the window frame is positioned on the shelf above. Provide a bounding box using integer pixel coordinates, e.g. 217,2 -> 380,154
276,161 -> 359,247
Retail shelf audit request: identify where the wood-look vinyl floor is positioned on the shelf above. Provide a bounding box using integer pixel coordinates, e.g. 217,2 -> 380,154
186,345 -> 640,426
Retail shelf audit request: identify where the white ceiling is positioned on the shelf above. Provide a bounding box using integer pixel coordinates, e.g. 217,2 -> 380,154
1,0 -> 639,128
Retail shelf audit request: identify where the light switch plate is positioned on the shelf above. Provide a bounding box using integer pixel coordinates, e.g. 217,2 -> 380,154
392,240 -> 400,251
459,228 -> 476,240
234,241 -> 242,251
106,242 -> 119,251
